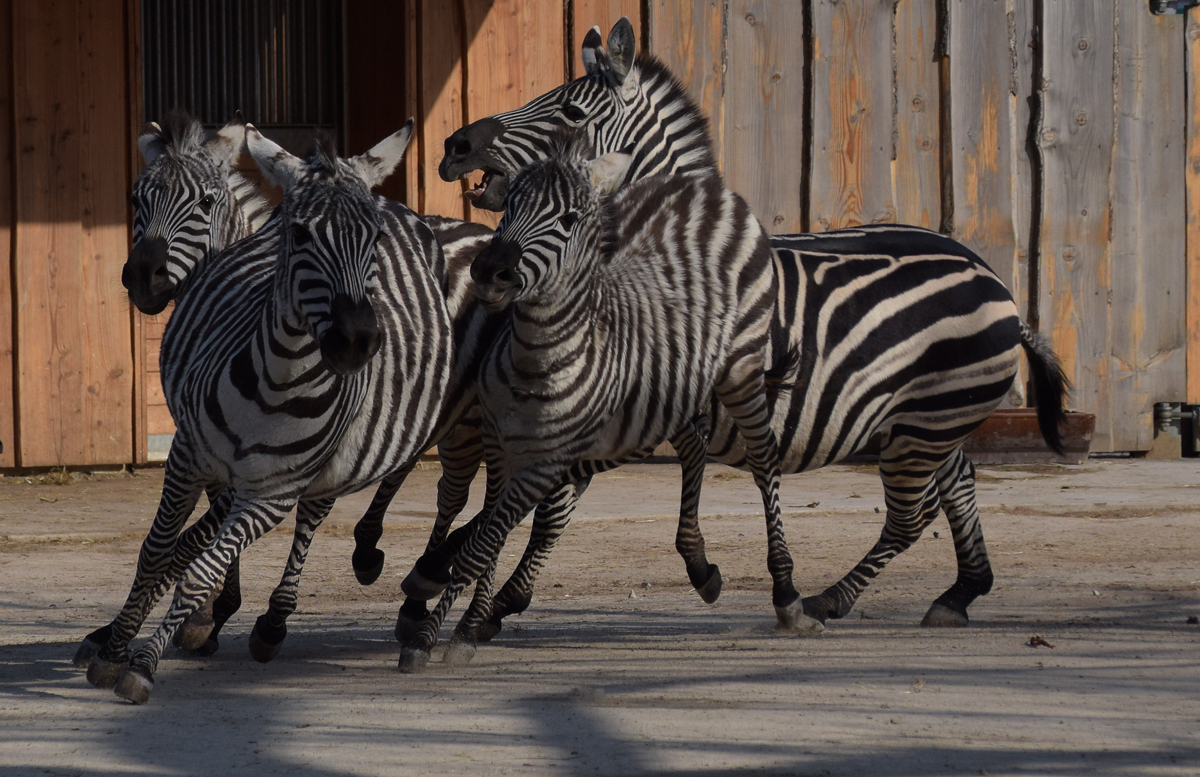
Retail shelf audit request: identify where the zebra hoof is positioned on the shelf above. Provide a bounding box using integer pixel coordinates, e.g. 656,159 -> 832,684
397,645 -> 430,674
189,637 -> 220,657
114,666 -> 154,705
775,598 -> 825,635
86,655 -> 128,689
73,637 -> 104,670
394,600 -> 430,643
921,603 -> 969,628
352,547 -> 386,586
444,638 -> 476,666
400,567 -> 450,601
248,616 -> 286,663
476,619 -> 502,643
695,564 -> 723,604
174,615 -> 215,651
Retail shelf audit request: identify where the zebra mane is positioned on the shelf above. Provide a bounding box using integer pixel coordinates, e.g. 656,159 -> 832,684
144,110 -> 208,158
305,132 -> 343,177
629,53 -> 718,172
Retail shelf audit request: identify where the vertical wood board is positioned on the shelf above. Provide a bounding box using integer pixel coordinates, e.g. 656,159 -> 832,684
1187,12 -> 1200,404
1037,0 -> 1115,449
419,0 -> 467,220
0,0 -> 14,466
810,0 -> 895,231
1108,7 -> 1186,450
724,0 -> 805,234
893,0 -> 940,231
648,0 -> 726,163
948,0 -> 1019,295
345,0 -> 409,203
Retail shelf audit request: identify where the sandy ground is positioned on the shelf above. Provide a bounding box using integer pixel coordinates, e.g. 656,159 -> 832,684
1,458 -> 1198,776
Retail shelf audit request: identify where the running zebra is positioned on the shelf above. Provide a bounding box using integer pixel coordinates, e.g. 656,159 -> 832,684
80,123 -> 455,703
398,138 -> 805,672
397,17 -> 1068,645
124,111 -> 271,314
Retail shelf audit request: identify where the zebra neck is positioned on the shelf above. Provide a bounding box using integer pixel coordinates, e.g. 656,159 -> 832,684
508,280 -> 600,374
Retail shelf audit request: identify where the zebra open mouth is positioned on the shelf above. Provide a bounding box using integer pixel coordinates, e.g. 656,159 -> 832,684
461,168 -> 509,211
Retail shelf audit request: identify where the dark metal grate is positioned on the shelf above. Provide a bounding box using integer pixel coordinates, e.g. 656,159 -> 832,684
142,0 -> 344,141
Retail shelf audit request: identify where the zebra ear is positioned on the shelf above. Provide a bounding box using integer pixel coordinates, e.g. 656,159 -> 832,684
206,112 -> 246,171
586,152 -> 633,195
138,122 -> 167,165
349,119 -> 414,190
581,25 -> 603,75
606,17 -> 636,86
245,124 -> 305,190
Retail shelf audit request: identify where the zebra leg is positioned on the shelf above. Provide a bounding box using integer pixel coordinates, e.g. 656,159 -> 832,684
445,555 -> 499,665
672,416 -> 721,603
801,454 -> 943,624
249,497 -> 336,662
713,371 -> 812,632
398,426 -> 482,604
477,479 -> 587,642
195,555 -> 243,656
74,484 -> 228,672
399,464 -> 564,674
922,450 -> 993,627
351,465 -> 412,585
115,496 -> 296,704
176,485 -> 236,651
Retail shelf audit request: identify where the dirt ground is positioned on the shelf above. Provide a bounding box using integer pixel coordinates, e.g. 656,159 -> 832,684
1,458 -> 1198,776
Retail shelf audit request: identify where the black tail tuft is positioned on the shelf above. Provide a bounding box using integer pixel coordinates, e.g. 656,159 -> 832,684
1019,323 -> 1070,456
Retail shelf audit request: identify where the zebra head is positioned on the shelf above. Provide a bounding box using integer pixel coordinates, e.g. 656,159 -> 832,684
246,122 -> 413,376
439,17 -> 713,212
471,141 -> 632,312
123,112 -> 257,315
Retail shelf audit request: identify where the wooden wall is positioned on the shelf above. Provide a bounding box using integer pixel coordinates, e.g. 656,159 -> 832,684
1,0 -> 1197,466
2,0 -> 135,467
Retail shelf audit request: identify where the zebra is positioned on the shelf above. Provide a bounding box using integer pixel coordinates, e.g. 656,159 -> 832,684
397,138 -> 809,673
79,123 -> 455,703
396,16 -> 1069,646
123,111 -> 271,315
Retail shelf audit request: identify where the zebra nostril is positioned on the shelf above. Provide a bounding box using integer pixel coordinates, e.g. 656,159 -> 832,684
152,266 -> 169,280
453,140 -> 471,157
494,269 -> 514,285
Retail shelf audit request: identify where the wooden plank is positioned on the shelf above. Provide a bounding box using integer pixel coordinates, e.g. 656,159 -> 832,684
146,403 -> 174,437
13,0 -> 86,466
648,0 -> 725,163
893,0 -> 940,230
1108,7 -> 1186,450
948,0 -> 1019,293
0,0 -> 15,467
571,0 -> 643,78
127,0 -> 148,464
1007,0 -> 1036,409
419,0 -> 467,219
1037,0 -> 1115,450
405,0 -> 422,210
463,0 -> 565,228
1188,12 -> 1200,405
724,1 -> 805,234
78,0 -> 135,463
810,0 -> 895,231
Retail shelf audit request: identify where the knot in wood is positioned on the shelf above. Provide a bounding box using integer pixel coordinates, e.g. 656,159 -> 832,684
911,96 -> 924,112
1075,112 -> 1088,126
1077,38 -> 1089,51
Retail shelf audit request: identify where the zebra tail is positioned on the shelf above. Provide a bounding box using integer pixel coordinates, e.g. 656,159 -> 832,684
1019,322 -> 1070,456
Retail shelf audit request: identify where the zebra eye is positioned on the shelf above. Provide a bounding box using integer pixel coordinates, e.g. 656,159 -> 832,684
198,193 -> 215,212
558,212 -> 579,230
290,224 -> 311,246
564,103 -> 587,122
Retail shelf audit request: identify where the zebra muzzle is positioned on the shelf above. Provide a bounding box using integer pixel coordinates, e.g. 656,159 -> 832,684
320,294 -> 381,375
